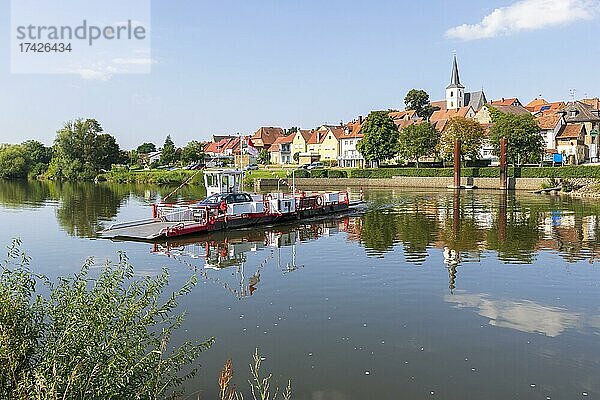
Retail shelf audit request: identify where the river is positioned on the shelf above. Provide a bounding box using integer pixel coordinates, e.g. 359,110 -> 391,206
1,179 -> 599,399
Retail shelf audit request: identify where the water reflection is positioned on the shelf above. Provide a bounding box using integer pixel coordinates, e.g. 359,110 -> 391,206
149,219 -> 346,299
2,180 -> 600,268
445,292 -> 600,337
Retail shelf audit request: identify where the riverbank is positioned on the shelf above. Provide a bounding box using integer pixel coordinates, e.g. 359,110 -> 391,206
255,176 -> 549,191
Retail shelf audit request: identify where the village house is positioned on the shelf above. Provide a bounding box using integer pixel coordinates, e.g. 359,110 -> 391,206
474,103 -> 530,124
535,111 -> 566,159
268,134 -> 294,164
562,101 -> 600,162
338,118 -> 365,168
306,125 -> 344,164
291,129 -> 313,161
251,127 -> 286,151
556,123 -> 587,164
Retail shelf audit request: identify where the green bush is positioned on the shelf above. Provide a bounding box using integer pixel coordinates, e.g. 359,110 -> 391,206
309,169 -> 328,178
327,169 -> 348,178
0,239 -> 213,399
293,169 -> 310,178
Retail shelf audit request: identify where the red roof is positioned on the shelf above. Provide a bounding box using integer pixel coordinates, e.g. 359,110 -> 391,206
430,106 -> 472,122
251,127 -> 286,147
536,112 -> 563,130
489,98 -> 521,107
557,123 -> 585,139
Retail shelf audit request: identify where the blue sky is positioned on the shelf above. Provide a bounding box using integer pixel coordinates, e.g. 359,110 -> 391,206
1,0 -> 599,148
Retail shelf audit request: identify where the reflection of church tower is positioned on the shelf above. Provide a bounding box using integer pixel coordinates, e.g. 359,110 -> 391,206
446,55 -> 465,110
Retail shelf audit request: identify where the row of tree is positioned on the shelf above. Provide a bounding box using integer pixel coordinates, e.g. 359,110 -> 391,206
357,91 -> 544,167
0,119 -> 207,180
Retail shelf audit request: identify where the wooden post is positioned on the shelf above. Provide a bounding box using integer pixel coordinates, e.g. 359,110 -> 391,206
498,190 -> 507,243
500,137 -> 508,190
453,138 -> 461,189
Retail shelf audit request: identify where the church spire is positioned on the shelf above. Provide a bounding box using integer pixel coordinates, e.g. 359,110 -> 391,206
446,55 -> 464,89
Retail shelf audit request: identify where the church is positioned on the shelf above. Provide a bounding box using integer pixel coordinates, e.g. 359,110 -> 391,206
431,55 -> 487,112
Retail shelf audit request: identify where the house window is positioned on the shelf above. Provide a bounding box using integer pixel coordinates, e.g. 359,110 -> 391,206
451,91 -> 454,97
451,101 -> 454,108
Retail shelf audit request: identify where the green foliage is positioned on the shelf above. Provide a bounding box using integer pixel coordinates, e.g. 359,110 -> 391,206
292,169 -> 310,178
287,127 -> 299,135
49,119 -> 122,180
160,135 -> 177,166
308,169 -> 327,178
326,169 -> 347,178
321,159 -> 337,167
440,117 -> 485,162
137,142 -> 157,154
404,89 -> 436,119
181,141 -> 205,164
292,152 -> 300,162
489,111 -> 544,165
397,122 -> 439,167
257,150 -> 270,165
356,111 -> 399,166
0,240 -> 213,399
0,144 -> 30,179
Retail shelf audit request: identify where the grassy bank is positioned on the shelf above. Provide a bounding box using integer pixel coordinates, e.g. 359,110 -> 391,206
98,169 -> 204,185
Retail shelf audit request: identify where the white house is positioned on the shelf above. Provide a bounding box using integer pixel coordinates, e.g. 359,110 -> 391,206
338,118 -> 364,168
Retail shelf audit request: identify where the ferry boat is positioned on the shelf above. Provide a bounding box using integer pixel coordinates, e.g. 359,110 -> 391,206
99,169 -> 364,240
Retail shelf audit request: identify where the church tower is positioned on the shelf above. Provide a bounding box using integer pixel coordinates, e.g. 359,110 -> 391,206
446,55 -> 465,110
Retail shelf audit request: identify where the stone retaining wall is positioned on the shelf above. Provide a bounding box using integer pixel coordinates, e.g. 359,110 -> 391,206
255,177 -> 548,191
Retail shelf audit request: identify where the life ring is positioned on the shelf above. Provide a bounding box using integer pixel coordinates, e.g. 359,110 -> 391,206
219,201 -> 227,212
316,196 -> 323,207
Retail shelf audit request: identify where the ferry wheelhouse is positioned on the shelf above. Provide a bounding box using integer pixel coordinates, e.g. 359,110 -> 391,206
100,169 -> 358,240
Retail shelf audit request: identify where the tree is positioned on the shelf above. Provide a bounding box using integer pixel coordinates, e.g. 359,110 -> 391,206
48,119 -> 116,180
293,152 -> 300,163
96,133 -> 123,170
287,127 -> 299,135
0,144 -> 30,179
404,89 -> 437,120
397,122 -> 440,167
489,110 -> 544,165
160,135 -> 176,166
22,140 -> 52,166
136,142 -> 156,154
257,149 -> 270,165
181,140 -> 205,164
356,111 -> 399,167
440,117 -> 485,162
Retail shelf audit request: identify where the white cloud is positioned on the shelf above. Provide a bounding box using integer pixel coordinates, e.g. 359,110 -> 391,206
446,0 -> 599,41
75,68 -> 112,81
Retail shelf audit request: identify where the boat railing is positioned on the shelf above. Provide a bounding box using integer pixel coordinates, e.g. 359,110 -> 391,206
156,204 -> 213,225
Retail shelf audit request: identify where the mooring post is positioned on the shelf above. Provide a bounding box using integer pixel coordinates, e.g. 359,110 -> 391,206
500,137 -> 508,190
453,138 -> 461,189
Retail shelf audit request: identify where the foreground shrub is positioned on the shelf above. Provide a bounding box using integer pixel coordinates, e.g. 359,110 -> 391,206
0,239 -> 213,399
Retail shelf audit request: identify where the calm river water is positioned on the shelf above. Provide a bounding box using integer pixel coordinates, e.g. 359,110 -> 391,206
1,180 -> 599,399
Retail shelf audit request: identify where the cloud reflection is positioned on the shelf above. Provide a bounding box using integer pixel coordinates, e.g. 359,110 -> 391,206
445,292 -> 600,337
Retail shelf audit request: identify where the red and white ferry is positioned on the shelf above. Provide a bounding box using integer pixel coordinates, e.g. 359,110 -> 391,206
100,169 -> 362,240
